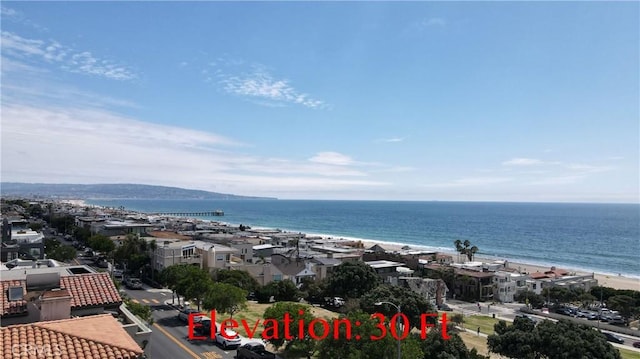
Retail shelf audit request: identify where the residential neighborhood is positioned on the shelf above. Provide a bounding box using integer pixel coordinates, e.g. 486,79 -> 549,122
1,198 -> 639,359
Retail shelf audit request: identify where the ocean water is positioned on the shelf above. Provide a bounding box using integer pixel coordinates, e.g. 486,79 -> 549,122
86,199 -> 640,278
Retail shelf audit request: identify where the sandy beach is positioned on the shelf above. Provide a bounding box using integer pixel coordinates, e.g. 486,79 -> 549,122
61,199 -> 639,291
355,239 -> 639,291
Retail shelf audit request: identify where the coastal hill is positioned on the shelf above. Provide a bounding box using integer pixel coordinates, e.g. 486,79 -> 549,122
0,182 -> 276,200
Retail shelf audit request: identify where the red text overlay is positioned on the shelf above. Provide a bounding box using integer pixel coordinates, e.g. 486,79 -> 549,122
188,310 -> 449,341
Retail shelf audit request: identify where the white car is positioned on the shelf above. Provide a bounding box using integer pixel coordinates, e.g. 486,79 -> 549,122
215,325 -> 241,349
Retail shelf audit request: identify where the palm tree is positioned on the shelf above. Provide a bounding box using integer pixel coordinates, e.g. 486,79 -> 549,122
149,239 -> 157,283
453,240 -> 479,262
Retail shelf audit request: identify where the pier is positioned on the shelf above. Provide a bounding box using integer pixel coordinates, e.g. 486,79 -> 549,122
154,210 -> 224,217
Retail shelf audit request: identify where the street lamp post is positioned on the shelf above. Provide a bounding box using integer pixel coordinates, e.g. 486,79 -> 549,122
375,301 -> 401,359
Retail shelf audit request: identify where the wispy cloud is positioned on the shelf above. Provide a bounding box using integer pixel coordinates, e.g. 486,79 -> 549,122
1,104 -> 388,195
407,17 -> 447,34
423,17 -> 447,27
502,158 -> 546,166
1,6 -> 48,32
203,59 -> 326,109
424,177 -> 513,188
528,176 -> 585,186
1,31 -> 136,80
309,152 -> 354,166
376,137 -> 405,143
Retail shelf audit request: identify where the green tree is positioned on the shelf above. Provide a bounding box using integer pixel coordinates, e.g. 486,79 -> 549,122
608,295 -> 635,324
73,226 -> 92,243
454,240 -> 479,262
113,234 -> 151,275
255,284 -> 276,304
262,302 -> 317,357
27,203 -> 44,218
45,239 -> 77,262
88,234 -> 116,254
271,279 -> 300,302
488,318 -> 621,359
160,264 -> 213,309
50,215 -> 75,235
514,291 -> 545,309
316,310 -> 404,359
213,268 -> 259,293
28,222 -> 43,232
300,278 -> 327,304
421,327 -> 488,359
360,284 -> 435,330
126,299 -> 154,325
327,261 -> 381,299
202,282 -> 247,318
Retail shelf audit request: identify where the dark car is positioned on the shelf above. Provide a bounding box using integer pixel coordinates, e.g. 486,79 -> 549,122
601,332 -> 624,344
555,308 -> 573,316
632,341 -> 640,348
236,342 -> 276,359
438,303 -> 453,311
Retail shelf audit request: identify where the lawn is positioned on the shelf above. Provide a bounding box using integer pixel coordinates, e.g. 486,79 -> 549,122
230,301 -> 339,328
620,347 -> 640,359
460,315 -> 501,336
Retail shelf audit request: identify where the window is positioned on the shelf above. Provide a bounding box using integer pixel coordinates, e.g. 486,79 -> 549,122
182,248 -> 194,258
8,286 -> 23,301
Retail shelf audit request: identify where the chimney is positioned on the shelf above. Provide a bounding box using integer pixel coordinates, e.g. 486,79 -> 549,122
39,288 -> 72,321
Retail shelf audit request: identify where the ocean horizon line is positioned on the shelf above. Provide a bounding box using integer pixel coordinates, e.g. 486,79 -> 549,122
84,197 -> 640,206
83,198 -> 640,279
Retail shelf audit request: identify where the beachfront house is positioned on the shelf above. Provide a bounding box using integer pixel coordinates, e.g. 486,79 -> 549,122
493,271 -> 527,303
365,260 -> 415,284
423,263 -> 495,302
526,268 -> 598,295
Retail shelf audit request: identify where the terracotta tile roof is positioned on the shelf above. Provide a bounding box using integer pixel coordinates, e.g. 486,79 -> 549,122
530,271 -> 549,279
0,314 -> 144,359
60,273 -> 122,309
1,279 -> 27,316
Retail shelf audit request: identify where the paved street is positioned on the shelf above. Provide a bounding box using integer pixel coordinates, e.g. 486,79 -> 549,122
121,285 -> 236,359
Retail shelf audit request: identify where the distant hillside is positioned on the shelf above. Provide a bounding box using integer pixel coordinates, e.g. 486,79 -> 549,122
0,183 -> 276,200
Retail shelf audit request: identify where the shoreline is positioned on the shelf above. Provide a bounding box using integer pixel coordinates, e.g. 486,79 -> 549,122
352,238 -> 640,291
73,199 -> 640,291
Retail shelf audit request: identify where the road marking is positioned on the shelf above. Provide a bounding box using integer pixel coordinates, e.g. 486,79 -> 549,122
151,299 -> 160,304
161,293 -> 167,296
201,352 -> 221,359
152,323 -> 201,359
131,299 -> 140,304
142,299 -> 150,303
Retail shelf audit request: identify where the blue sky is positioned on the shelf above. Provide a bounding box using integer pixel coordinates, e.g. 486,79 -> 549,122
1,2 -> 638,202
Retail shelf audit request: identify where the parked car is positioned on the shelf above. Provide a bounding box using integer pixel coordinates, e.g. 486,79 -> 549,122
555,307 -> 573,316
112,268 -> 124,279
124,277 -> 143,289
236,342 -> 276,359
178,308 -> 202,322
607,315 -> 625,325
438,303 -> 453,311
214,324 -> 242,349
601,332 -> 624,344
515,314 -> 537,323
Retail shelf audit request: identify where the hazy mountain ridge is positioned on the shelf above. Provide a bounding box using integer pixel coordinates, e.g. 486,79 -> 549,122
0,183 -> 276,200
